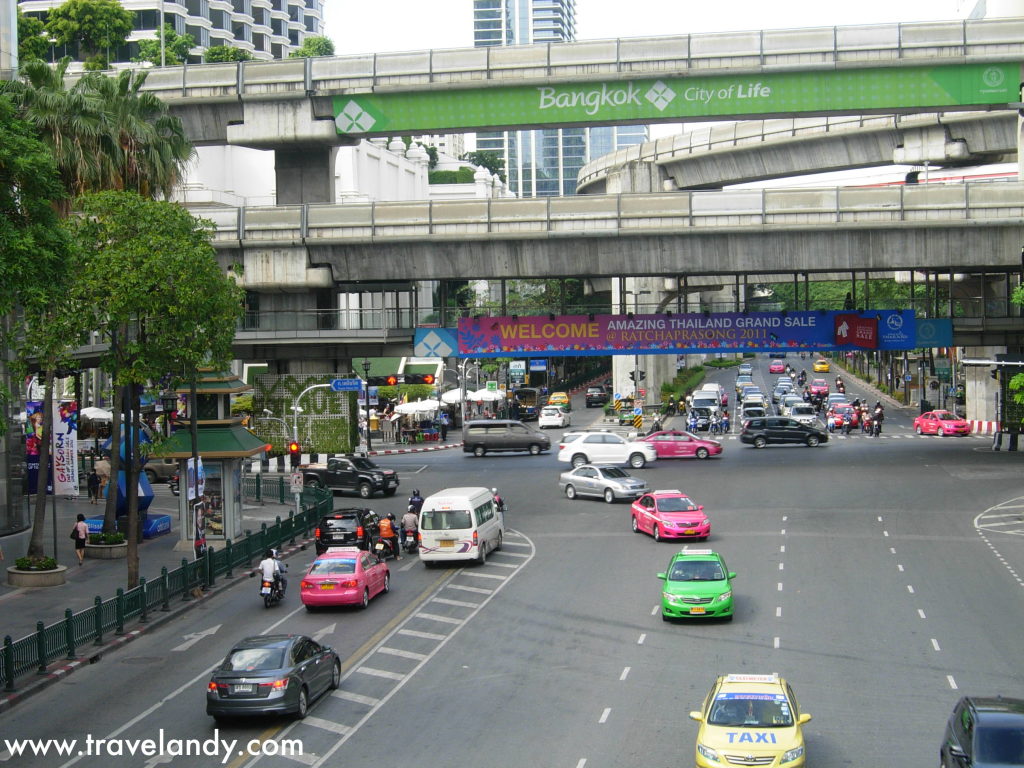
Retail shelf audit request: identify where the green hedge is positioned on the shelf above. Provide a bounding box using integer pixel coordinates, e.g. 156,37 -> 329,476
429,167 -> 476,184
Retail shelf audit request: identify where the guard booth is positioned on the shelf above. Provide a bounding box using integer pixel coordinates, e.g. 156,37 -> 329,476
158,368 -> 269,555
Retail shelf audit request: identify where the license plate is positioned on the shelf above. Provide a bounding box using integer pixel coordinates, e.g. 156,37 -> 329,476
683,529 -> 696,535
320,583 -> 336,590
260,586 -> 271,595
440,540 -> 455,549
387,480 -> 397,487
689,607 -> 706,614
233,684 -> 253,693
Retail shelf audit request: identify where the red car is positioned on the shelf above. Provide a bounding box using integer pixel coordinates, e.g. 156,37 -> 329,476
639,430 -> 723,460
913,410 -> 970,436
630,490 -> 710,542
768,360 -> 786,374
300,547 -> 389,610
809,378 -> 829,396
828,404 -> 859,429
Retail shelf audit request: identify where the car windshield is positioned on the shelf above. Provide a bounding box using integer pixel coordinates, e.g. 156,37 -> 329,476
223,647 -> 285,671
708,693 -> 794,727
541,408 -> 560,416
349,458 -> 378,471
976,727 -> 1024,763
669,560 -> 724,581
936,413 -> 958,421
324,517 -> 357,532
658,497 -> 698,512
421,509 -> 472,530
599,467 -> 629,479
308,558 -> 356,576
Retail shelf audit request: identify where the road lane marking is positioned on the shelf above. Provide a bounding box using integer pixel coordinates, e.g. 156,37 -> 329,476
487,562 -> 519,569
620,667 -> 630,681
171,624 -> 222,652
331,690 -> 380,706
897,564 -> 904,572
890,547 -> 896,554
948,675 -> 958,689
637,633 -> 646,645
501,540 -> 530,547
446,583 -> 492,594
461,571 -> 507,580
277,752 -> 317,766
776,607 -> 782,618
773,637 -> 780,649
398,628 -> 445,640
907,585 -> 915,594
415,612 -> 464,625
918,609 -> 927,619
931,638 -> 941,651
398,561 -> 417,572
304,716 -> 351,735
576,760 -> 587,768
496,551 -> 530,558
778,563 -> 784,571
780,529 -> 786,535
430,596 -> 479,608
883,531 -> 889,537
357,666 -> 405,681
650,605 -> 658,615
777,583 -> 783,591
377,646 -> 428,661
779,545 -> 785,553
599,708 -> 611,724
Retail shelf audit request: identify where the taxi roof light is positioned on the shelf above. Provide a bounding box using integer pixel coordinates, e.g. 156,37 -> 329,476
653,489 -> 682,495
725,673 -> 779,683
680,548 -> 714,555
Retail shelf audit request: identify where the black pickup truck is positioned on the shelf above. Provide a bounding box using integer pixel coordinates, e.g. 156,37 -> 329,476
300,456 -> 400,499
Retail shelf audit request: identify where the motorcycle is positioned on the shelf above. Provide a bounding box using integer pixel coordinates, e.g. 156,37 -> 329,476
168,471 -> 179,496
259,575 -> 284,608
374,537 -> 398,561
403,529 -> 419,555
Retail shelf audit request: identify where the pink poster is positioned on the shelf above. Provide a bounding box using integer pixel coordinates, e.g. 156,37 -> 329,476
51,400 -> 79,497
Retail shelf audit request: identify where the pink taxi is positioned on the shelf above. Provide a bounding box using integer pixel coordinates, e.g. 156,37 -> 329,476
300,546 -> 389,610
768,360 -> 786,374
638,430 -> 723,460
631,490 -> 710,542
913,410 -> 970,436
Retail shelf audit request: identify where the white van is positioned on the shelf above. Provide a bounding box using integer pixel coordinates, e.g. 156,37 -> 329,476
418,487 -> 505,565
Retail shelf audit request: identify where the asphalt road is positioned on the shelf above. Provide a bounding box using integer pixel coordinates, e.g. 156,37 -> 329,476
3,357 -> 1024,768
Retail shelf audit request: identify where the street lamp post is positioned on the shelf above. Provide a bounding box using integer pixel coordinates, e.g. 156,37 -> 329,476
625,288 -> 652,402
362,358 -> 373,454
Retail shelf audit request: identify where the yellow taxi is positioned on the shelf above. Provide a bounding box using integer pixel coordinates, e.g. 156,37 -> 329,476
812,359 -> 830,373
690,673 -> 812,767
547,391 -> 571,410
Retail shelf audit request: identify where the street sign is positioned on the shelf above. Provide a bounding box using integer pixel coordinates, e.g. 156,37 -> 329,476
486,380 -> 498,392
289,472 -> 303,493
330,378 -> 363,392
904,374 -> 913,382
613,392 -> 621,400
529,359 -> 547,371
633,407 -> 643,416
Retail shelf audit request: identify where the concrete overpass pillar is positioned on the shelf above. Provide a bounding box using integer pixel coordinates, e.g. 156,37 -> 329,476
962,345 -> 1003,425
275,146 -> 340,204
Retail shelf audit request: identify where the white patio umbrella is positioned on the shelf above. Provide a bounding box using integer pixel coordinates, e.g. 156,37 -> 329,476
467,388 -> 503,402
440,388 -> 464,404
394,399 -> 443,415
81,407 -> 113,421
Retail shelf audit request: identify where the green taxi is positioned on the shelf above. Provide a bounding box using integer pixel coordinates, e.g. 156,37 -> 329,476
657,549 -> 735,621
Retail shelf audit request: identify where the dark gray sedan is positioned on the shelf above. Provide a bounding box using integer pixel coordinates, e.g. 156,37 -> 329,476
559,464 -> 649,503
206,634 -> 340,721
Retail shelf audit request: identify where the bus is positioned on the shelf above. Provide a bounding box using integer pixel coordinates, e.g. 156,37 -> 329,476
513,388 -> 542,420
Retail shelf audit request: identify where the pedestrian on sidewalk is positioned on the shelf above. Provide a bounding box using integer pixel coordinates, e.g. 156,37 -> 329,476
439,411 -> 450,441
94,457 -> 111,502
87,469 -> 100,504
72,513 -> 89,565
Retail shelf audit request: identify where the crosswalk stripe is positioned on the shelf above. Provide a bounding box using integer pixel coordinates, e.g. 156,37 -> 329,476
446,583 -> 493,595
493,551 -> 529,558
356,666 -> 405,680
461,571 -> 507,580
377,646 -> 429,661
415,612 -> 464,625
431,596 -> 479,608
331,690 -> 381,706
398,628 -> 446,640
303,716 -> 351,735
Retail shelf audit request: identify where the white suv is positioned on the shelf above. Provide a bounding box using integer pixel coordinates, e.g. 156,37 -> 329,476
557,431 -> 658,469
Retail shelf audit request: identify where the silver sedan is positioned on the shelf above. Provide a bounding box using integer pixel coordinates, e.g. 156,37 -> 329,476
558,464 -> 650,504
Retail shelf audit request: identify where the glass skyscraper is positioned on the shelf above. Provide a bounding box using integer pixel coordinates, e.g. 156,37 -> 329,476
473,0 -> 647,197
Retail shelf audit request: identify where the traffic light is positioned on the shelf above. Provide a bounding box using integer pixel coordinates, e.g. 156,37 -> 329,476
404,373 -> 436,385
288,440 -> 301,467
628,371 -> 647,382
367,375 -> 399,386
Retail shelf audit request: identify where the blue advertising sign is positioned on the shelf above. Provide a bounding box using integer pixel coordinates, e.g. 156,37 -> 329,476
457,310 -> 917,358
330,378 -> 363,392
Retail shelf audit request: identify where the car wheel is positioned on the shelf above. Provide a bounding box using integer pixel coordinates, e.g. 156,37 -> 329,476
628,453 -> 646,469
295,687 -> 308,719
938,427 -> 946,437
144,468 -> 157,484
661,612 -> 671,622
306,478 -> 323,489
571,454 -> 588,468
695,447 -> 710,459
382,573 -> 390,593
304,604 -> 317,613
529,444 -> 541,455
652,524 -> 662,542
753,436 -> 767,449
916,425 -> 923,435
330,660 -> 341,690
565,485 -> 577,500
631,516 -> 640,533
360,588 -> 369,609
477,542 -> 486,565
604,488 -> 615,504
358,483 -> 372,499
806,435 -> 820,447
473,445 -> 486,457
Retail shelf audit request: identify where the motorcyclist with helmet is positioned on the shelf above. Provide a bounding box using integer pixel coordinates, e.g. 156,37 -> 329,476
378,513 -> 401,560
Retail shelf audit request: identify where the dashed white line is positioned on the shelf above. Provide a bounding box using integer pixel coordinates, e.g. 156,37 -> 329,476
948,675 -> 958,690
907,585 -> 915,594
599,708 -> 611,724
890,547 -> 896,554
779,545 -> 785,553
776,606 -> 782,618
637,633 -> 647,645
877,516 -> 883,522
576,760 -> 587,768
931,638 -> 941,652
777,582 -> 783,591
883,531 -> 890,537
773,637 -> 780,649
650,605 -> 658,615
780,529 -> 786,535
778,563 -> 784,571
897,564 -> 904,572
782,516 -> 788,522
918,609 -> 927,619
620,667 -> 631,681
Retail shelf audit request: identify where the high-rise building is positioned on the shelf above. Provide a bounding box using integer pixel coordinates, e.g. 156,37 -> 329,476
473,0 -> 647,197
17,0 -> 323,63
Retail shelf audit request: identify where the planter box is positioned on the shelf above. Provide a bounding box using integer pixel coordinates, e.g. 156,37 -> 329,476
85,542 -> 128,559
7,565 -> 68,587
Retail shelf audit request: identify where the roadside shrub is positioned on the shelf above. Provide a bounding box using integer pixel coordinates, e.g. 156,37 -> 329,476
14,555 -> 58,570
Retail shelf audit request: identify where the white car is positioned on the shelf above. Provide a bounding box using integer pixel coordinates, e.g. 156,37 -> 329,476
557,431 -> 658,469
789,403 -> 819,426
538,405 -> 572,429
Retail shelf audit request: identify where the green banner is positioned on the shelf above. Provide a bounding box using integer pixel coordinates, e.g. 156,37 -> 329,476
333,63 -> 1017,135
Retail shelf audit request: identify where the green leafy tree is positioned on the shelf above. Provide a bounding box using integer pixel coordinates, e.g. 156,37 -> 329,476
70,191 -> 243,586
204,45 -> 254,63
288,36 -> 335,58
133,24 -> 195,66
44,0 -> 134,70
17,10 -> 51,63
461,150 -> 505,182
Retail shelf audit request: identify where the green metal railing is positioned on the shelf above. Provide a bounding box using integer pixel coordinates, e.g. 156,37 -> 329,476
0,485 -> 332,691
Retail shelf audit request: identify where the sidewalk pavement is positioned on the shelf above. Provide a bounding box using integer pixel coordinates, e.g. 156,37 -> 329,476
0,489 -> 297,644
